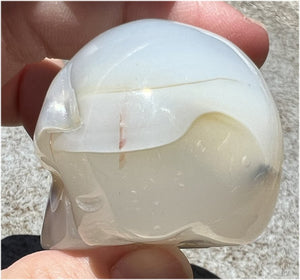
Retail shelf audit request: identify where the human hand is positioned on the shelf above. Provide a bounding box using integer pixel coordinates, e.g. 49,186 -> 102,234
1,2 -> 269,278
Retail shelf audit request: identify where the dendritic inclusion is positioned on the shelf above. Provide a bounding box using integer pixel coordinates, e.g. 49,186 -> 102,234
34,19 -> 283,249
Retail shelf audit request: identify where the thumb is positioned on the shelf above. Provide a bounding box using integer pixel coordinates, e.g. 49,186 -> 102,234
1,244 -> 193,279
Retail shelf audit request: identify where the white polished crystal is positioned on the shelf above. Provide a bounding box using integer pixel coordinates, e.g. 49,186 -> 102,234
34,19 -> 283,249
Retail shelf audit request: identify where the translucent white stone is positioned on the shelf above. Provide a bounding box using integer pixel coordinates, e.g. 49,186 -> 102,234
34,19 -> 283,249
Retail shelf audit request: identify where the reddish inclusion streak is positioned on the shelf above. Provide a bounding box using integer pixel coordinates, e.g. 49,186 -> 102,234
119,113 -> 126,149
119,113 -> 126,168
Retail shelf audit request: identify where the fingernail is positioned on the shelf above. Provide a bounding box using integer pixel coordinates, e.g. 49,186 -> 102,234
110,246 -> 193,278
246,16 -> 268,32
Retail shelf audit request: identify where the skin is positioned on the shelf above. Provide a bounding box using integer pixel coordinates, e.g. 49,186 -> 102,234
1,2 -> 269,279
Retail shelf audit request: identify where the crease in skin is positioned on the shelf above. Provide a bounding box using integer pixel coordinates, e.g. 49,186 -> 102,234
80,77 -> 239,96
